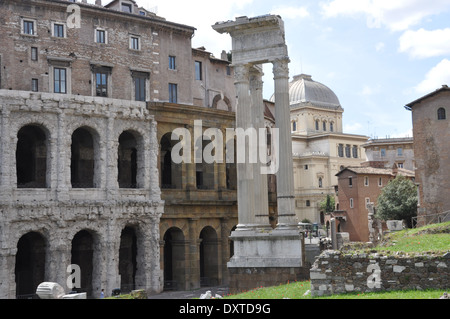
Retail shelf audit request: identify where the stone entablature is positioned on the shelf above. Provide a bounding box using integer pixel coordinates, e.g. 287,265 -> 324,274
310,250 -> 449,297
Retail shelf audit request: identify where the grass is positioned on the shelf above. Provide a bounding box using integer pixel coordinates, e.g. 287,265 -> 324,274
224,222 -> 450,300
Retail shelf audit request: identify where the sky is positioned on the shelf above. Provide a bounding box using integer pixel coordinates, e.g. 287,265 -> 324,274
93,0 -> 450,139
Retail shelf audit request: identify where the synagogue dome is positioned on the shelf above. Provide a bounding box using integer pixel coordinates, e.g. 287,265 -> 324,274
271,74 -> 342,110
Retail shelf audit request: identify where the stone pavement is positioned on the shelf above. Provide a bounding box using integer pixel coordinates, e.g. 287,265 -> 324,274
147,286 -> 230,299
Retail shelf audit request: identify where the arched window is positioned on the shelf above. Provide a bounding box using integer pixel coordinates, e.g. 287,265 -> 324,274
438,107 -> 446,120
292,121 -> 297,132
322,121 -> 326,131
318,177 -> 323,188
330,122 -> 334,132
315,120 -> 319,131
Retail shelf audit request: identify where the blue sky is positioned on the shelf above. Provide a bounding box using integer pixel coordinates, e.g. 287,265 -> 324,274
95,0 -> 450,139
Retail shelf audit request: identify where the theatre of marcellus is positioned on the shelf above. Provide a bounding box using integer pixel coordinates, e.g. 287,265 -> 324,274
0,0 -> 287,298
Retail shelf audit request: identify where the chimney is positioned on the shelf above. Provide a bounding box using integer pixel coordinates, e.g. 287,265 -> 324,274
96,0 -> 102,5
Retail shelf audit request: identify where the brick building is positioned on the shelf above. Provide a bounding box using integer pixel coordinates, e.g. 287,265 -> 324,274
0,0 -> 241,297
405,85 -> 450,225
362,137 -> 415,171
333,165 -> 414,242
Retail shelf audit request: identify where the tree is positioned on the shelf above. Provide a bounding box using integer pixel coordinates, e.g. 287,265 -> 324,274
376,175 -> 417,227
319,194 -> 335,213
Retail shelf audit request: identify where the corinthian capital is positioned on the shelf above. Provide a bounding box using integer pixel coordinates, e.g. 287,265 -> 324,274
272,57 -> 290,79
233,63 -> 252,84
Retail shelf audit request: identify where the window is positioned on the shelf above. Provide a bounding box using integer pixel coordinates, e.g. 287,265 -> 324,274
380,148 -> 386,157
338,144 -> 344,157
23,20 -> 35,35
53,68 -> 67,94
397,147 -> 403,156
31,47 -> 38,61
53,23 -> 65,38
169,56 -> 176,70
169,83 -> 177,103
345,144 -> 351,158
364,176 -> 369,186
349,177 -> 353,187
31,79 -> 38,92
330,122 -> 334,132
438,107 -> 446,120
365,198 -> 370,208
95,70 -> 108,97
350,198 -> 354,208
292,121 -> 297,131
121,3 -> 132,13
195,61 -> 202,80
318,177 -> 323,188
352,145 -> 358,158
226,66 -> 231,76
315,120 -> 319,131
397,162 -> 404,168
134,74 -> 147,101
306,200 -> 311,207
304,165 -> 308,170
139,11 -> 146,16
378,177 -> 382,187
130,36 -> 140,50
323,121 -> 326,131
96,29 -> 106,44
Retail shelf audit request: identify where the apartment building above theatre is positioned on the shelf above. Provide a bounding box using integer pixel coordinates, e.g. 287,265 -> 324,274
0,0 -> 196,103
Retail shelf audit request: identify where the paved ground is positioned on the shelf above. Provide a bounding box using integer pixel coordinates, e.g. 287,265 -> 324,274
147,285 -> 229,299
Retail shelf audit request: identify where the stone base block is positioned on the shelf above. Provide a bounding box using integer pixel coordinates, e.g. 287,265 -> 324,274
228,266 -> 310,294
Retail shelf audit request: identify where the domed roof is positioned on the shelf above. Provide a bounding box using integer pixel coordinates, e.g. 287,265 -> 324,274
271,74 -> 342,109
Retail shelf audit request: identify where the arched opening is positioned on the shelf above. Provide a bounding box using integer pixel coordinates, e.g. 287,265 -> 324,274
119,226 -> 137,293
160,133 -> 182,189
196,138 -> 215,190
15,232 -> 46,298
438,107 -> 446,120
16,125 -> 48,188
71,127 -> 96,188
163,227 -> 185,291
71,230 -> 94,296
118,131 -> 138,188
199,226 -> 219,287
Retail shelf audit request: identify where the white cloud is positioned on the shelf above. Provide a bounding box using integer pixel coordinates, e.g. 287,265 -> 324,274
399,28 -> 450,59
270,5 -> 309,20
321,0 -> 450,31
415,59 -> 450,95
375,42 -> 385,52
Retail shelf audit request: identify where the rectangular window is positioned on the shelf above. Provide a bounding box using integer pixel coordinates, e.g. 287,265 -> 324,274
378,177 -> 382,187
345,144 -> 351,158
397,147 -> 403,156
96,29 -> 106,44
95,71 -> 108,97
169,83 -> 177,103
169,56 -> 176,70
338,144 -> 344,157
31,78 -> 38,92
381,148 -> 386,157
397,162 -> 404,168
31,47 -> 38,61
23,20 -> 35,35
195,61 -> 202,80
349,177 -> 353,187
323,121 -> 326,131
134,76 -> 146,101
226,66 -> 231,76
130,36 -> 140,50
306,200 -> 310,207
53,23 -> 64,38
350,198 -> 354,209
122,3 -> 132,12
54,68 -> 67,94
352,145 -> 358,158
364,176 -> 369,186
304,165 -> 308,170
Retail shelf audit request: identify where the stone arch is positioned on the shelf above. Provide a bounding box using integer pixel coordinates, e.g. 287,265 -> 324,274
162,227 -> 186,290
212,94 -> 232,111
15,231 -> 47,297
16,124 -> 50,188
199,226 -> 219,286
70,229 -> 100,297
160,132 -> 182,189
117,128 -> 147,189
119,226 -> 138,293
70,126 -> 100,188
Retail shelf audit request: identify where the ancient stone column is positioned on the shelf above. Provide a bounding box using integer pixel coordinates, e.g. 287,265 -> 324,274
234,63 -> 258,229
249,65 -> 270,228
272,57 -> 297,229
